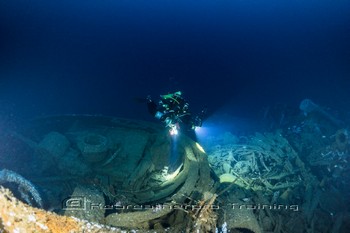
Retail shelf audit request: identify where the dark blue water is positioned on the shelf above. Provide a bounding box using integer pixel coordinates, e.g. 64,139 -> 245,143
1,0 -> 350,129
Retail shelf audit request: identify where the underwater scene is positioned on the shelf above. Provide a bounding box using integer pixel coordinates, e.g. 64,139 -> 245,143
1,1 -> 350,232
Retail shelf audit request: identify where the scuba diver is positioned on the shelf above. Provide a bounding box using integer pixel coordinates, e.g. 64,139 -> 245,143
147,91 -> 205,135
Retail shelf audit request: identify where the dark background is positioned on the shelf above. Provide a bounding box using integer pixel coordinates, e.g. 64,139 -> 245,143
1,0 -> 350,130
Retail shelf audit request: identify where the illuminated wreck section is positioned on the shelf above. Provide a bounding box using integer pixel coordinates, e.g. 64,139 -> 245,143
1,115 -> 256,233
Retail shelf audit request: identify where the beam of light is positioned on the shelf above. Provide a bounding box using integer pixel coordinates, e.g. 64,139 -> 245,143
164,163 -> 183,181
168,132 -> 182,175
195,142 -> 205,153
194,125 -> 209,141
194,124 -> 216,152
193,108 -> 256,154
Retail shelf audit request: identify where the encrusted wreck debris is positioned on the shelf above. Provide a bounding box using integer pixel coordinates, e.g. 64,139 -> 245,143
0,115 -> 217,232
0,169 -> 43,208
0,110 -> 350,232
208,131 -> 306,193
0,186 -> 121,233
204,100 -> 350,233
